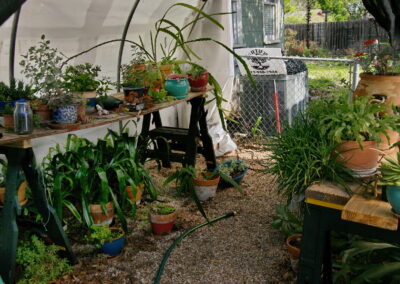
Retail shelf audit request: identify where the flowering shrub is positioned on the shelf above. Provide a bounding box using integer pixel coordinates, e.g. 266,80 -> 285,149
354,39 -> 400,75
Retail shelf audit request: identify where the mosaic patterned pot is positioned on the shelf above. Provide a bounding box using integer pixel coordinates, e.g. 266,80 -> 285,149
53,105 -> 78,124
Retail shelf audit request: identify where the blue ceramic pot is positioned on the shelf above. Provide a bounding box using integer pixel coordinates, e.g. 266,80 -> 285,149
165,76 -> 189,99
53,105 -> 78,124
217,160 -> 248,188
100,234 -> 125,257
0,100 -> 16,111
87,97 -> 97,107
386,185 -> 400,213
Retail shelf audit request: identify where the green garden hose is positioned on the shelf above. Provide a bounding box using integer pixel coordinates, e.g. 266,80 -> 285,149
153,212 -> 236,284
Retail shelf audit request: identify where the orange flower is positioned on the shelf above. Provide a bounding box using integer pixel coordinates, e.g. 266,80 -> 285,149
363,39 -> 378,47
354,52 -> 365,58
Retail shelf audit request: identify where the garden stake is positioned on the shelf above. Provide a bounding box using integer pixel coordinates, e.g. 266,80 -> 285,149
153,212 -> 236,284
273,80 -> 281,135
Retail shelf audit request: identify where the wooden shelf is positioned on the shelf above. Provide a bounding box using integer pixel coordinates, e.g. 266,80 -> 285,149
0,91 -> 207,146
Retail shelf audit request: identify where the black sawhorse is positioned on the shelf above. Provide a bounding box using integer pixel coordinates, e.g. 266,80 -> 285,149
140,95 -> 217,170
0,145 -> 76,284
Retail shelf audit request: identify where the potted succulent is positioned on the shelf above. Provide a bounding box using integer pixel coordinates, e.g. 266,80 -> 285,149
1,104 -> 14,129
88,225 -> 125,257
187,65 -> 209,92
309,95 -> 399,177
218,160 -> 248,188
0,158 -> 27,207
379,152 -> 400,214
149,203 -> 177,235
20,35 -> 64,122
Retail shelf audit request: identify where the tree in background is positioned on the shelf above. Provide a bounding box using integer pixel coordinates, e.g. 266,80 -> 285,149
306,0 -> 315,48
316,0 -> 367,21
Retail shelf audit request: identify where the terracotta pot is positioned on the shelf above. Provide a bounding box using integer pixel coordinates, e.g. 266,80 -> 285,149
34,105 -> 52,121
193,174 -> 220,201
286,234 -> 302,259
354,73 -> 400,113
150,210 -> 177,235
336,141 -> 379,171
125,184 -> 144,205
77,105 -> 88,124
188,72 -> 209,92
0,180 -> 27,206
89,201 -> 115,225
159,64 -> 173,79
377,130 -> 399,159
3,114 -> 14,129
133,64 -> 146,72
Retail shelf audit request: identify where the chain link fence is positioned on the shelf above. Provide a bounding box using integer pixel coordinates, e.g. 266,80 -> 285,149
227,57 -> 358,145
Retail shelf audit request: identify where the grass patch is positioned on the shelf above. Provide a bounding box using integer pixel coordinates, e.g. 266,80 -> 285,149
307,62 -> 351,97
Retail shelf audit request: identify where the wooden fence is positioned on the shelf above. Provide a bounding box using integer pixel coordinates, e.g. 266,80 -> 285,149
286,20 -> 389,52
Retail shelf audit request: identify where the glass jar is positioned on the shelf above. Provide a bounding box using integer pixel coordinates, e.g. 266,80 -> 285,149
14,99 -> 33,135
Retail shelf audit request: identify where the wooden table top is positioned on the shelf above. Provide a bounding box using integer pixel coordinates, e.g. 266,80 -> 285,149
305,182 -> 399,231
0,91 -> 206,147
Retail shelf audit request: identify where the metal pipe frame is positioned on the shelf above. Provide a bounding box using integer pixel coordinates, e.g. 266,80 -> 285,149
9,8 -> 21,85
116,0 -> 142,92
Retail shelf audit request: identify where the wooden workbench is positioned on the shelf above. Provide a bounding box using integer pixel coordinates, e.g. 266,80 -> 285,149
298,182 -> 400,283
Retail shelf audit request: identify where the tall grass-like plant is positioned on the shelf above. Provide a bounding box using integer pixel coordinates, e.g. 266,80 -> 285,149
265,113 -> 354,205
334,241 -> 400,283
42,122 -> 157,231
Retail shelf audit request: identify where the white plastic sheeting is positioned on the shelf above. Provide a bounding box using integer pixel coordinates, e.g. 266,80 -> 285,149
0,0 -> 237,161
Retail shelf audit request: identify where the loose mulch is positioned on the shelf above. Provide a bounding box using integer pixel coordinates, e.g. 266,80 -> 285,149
58,144 -> 296,283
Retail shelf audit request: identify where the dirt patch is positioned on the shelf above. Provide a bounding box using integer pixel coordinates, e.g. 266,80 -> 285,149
59,145 -> 296,283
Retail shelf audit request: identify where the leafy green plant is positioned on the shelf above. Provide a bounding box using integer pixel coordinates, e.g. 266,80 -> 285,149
308,94 -> 400,146
16,235 -> 72,284
121,64 -> 145,87
271,204 -> 303,238
250,116 -> 265,142
150,204 -> 176,215
334,240 -> 400,283
0,81 -> 35,101
379,152 -> 400,185
265,113 -> 355,205
1,104 -> 14,115
218,160 -> 248,178
87,226 -> 123,247
187,65 -> 206,78
62,63 -> 112,96
130,45 -> 146,65
19,35 -> 64,102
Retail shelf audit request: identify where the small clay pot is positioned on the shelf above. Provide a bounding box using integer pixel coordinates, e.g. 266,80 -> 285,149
125,184 -> 144,205
89,201 -> 114,225
149,210 -> 177,235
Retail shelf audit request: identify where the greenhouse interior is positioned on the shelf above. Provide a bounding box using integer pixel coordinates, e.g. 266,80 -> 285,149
1,0 -> 400,283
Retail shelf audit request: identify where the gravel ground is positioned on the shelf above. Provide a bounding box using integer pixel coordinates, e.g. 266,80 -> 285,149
59,145 -> 296,283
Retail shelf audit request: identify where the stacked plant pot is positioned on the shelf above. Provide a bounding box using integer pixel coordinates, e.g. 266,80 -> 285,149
354,73 -> 400,161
